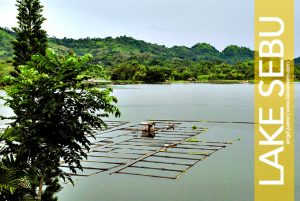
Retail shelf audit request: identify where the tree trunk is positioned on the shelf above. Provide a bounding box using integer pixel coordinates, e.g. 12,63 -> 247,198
37,173 -> 45,200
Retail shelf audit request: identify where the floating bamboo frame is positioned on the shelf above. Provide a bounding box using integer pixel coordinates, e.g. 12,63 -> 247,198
58,120 -> 235,179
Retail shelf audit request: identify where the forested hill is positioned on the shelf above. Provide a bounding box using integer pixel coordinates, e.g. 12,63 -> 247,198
0,28 -> 15,60
1,27 -> 253,65
1,27 -> 299,82
295,57 -> 300,65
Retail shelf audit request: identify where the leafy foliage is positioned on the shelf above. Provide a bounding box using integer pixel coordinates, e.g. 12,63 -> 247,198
0,60 -> 13,85
41,177 -> 62,201
0,157 -> 26,195
110,59 -> 254,82
0,131 -> 35,201
1,49 -> 120,198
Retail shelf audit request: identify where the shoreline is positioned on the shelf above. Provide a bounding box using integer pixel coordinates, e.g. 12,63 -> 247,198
1,79 -> 300,88
89,79 -> 300,85
91,79 -> 255,85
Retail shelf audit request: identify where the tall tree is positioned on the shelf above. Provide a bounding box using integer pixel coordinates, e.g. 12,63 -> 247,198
12,0 -> 47,69
1,49 -> 120,199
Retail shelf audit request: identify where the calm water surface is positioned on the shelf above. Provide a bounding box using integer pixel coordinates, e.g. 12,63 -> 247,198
1,83 -> 299,201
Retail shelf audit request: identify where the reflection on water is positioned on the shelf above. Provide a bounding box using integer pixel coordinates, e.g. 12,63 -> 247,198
0,83 -> 299,201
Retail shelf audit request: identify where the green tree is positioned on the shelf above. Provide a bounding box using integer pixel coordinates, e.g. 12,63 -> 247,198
145,66 -> 172,82
12,0 -> 47,70
1,49 -> 120,199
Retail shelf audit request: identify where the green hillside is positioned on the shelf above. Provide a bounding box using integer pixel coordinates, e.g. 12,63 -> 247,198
295,57 -> 300,64
0,27 -> 15,60
48,37 -> 254,65
1,27 -> 254,65
1,27 -> 299,82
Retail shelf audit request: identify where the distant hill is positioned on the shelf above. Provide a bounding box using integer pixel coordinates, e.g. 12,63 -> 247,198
295,57 -> 300,65
0,27 -> 15,60
1,27 -> 254,66
1,27 -> 300,82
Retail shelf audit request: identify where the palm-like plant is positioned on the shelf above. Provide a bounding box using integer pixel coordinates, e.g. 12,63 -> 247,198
0,129 -> 35,200
0,156 -> 30,191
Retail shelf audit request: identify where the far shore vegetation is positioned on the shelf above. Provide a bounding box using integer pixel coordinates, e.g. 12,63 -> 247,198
1,27 -> 299,86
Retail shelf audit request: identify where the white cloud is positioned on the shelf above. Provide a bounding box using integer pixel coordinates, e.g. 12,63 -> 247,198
0,0 -> 299,55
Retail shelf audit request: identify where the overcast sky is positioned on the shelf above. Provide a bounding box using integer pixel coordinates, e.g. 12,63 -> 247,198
0,0 -> 299,55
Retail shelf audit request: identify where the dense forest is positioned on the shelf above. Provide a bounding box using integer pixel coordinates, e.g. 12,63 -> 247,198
1,27 -> 299,83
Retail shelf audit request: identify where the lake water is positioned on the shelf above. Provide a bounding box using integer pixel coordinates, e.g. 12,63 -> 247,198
0,83 -> 299,201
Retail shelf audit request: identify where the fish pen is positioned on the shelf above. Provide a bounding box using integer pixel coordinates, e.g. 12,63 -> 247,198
60,120 -> 236,179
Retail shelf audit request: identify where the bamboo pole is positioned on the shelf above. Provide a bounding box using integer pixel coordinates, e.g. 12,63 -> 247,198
116,171 -> 177,179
